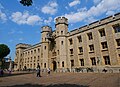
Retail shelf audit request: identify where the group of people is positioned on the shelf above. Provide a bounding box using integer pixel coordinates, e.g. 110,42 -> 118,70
36,63 -> 50,77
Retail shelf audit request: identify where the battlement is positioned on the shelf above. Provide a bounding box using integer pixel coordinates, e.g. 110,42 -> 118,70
16,43 -> 31,49
55,17 -> 68,26
41,26 -> 52,33
68,12 -> 120,36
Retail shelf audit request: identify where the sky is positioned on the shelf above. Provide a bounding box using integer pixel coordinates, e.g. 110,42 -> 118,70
0,0 -> 120,61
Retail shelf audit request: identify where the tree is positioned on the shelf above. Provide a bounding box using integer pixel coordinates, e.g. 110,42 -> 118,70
0,44 -> 10,69
0,44 -> 10,59
20,0 -> 33,6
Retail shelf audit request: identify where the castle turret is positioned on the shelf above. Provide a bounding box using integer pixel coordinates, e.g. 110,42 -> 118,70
55,17 -> 68,71
41,26 -> 52,69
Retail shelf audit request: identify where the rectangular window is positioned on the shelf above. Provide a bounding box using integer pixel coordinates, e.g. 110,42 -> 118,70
99,28 -> 106,37
71,60 -> 74,67
80,59 -> 84,66
79,47 -> 83,53
89,44 -> 94,51
77,35 -> 82,42
116,39 -> 120,46
104,56 -> 111,65
69,38 -> 73,45
90,57 -> 96,65
113,24 -> 120,33
38,48 -> 40,53
44,63 -> 46,68
87,32 -> 93,40
70,49 -> 73,54
62,61 -> 64,67
101,42 -> 108,49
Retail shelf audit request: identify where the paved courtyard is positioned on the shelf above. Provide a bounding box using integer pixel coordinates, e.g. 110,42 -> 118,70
0,72 -> 120,87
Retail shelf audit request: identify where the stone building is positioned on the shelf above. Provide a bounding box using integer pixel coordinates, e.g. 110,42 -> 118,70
14,12 -> 120,72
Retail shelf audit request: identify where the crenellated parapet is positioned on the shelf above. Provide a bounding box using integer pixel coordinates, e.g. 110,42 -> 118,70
55,17 -> 68,27
67,12 -> 120,36
41,26 -> 52,33
16,43 -> 31,49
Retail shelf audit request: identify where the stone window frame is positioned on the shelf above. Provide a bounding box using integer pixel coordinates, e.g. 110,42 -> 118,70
99,28 -> 106,37
80,59 -> 84,66
87,32 -> 93,40
101,42 -> 108,49
112,24 -> 120,33
89,44 -> 94,51
90,57 -> 96,66
103,56 -> 111,65
77,35 -> 82,42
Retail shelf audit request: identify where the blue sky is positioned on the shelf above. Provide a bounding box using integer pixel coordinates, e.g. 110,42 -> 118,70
0,0 -> 120,60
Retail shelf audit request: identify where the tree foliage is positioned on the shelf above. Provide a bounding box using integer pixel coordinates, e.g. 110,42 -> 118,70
20,0 -> 33,6
0,44 -> 10,59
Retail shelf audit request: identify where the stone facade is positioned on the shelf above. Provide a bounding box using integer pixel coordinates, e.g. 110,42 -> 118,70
14,13 -> 120,72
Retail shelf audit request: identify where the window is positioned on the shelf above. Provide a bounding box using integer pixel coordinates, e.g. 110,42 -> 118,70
45,46 -> 46,50
87,32 -> 93,40
89,44 -> 94,51
99,28 -> 106,37
38,48 -> 40,53
44,63 -> 46,68
104,56 -> 111,65
38,56 -> 39,59
91,57 -> 96,65
101,42 -> 108,49
31,51 -> 33,54
70,49 -> 73,54
61,41 -> 63,45
34,49 -> 36,53
62,61 -> 64,67
79,47 -> 83,53
77,35 -> 82,42
57,50 -> 59,55
61,31 -> 63,35
69,38 -> 73,45
116,39 -> 120,46
71,60 -> 74,67
113,24 -> 120,33
80,59 -> 84,66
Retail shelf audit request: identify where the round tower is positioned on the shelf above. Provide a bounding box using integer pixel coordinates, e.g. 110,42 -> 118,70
41,26 -> 52,69
55,17 -> 68,71
55,17 -> 68,37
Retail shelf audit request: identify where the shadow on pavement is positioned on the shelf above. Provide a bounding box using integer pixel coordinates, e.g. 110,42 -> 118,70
3,83 -> 89,87
0,72 -> 33,78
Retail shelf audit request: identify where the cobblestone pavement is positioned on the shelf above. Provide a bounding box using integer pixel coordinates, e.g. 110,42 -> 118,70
0,72 -> 120,87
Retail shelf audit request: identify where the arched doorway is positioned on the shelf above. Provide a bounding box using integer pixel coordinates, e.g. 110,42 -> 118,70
53,61 -> 57,71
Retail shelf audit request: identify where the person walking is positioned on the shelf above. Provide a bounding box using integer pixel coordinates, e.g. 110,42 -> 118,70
36,63 -> 41,77
47,68 -> 50,76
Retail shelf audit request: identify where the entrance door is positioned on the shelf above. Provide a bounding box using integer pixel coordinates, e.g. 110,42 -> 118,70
53,61 -> 57,71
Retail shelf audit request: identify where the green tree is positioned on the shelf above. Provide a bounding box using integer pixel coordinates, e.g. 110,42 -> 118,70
0,44 -> 10,69
20,0 -> 33,6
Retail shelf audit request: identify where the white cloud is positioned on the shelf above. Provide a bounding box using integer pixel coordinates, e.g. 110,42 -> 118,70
69,0 -> 80,7
106,11 -> 115,16
11,11 -> 42,25
0,3 -> 7,22
93,0 -> 102,5
41,1 -> 58,15
44,17 -> 53,25
0,10 -> 7,22
64,0 -> 120,23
